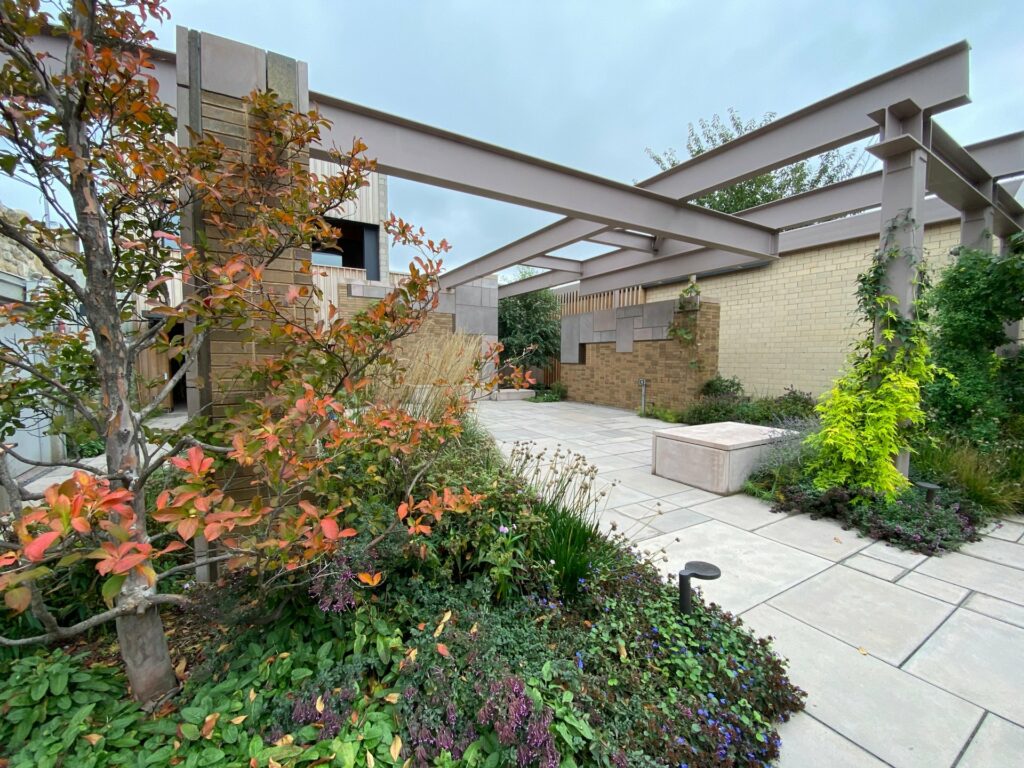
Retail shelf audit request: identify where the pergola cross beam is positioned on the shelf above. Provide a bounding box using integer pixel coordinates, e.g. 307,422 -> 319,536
440,42 -> 973,289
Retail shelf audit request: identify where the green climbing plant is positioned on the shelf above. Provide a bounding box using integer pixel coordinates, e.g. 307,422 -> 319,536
806,218 -> 939,496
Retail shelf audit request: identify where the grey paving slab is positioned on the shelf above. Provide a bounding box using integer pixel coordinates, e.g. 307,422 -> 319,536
956,714 -> 1024,768
600,467 -> 692,498
742,605 -> 983,768
904,609 -> 1024,726
640,506 -> 711,534
981,519 -> 1024,542
687,494 -> 783,530
643,521 -> 830,613
597,481 -> 654,509
963,592 -> 1024,630
859,540 -> 928,569
844,553 -> 905,581
958,537 -> 1024,570
916,552 -> 1024,605
659,488 -> 721,508
897,571 -> 970,604
769,566 -> 953,665
589,454 -> 644,472
775,714 -> 888,768
758,514 -> 871,561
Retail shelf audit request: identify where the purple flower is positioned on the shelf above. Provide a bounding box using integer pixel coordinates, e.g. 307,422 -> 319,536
499,525 -> 510,534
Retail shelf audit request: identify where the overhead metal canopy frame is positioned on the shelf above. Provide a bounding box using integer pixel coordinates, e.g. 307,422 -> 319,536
18,33 -> 1024,300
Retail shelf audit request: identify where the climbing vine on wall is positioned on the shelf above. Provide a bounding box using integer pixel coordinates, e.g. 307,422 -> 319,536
806,217 -> 939,496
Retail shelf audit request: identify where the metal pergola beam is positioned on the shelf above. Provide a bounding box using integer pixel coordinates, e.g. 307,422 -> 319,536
310,96 -> 776,270
500,269 -> 581,298
586,230 -> 656,251
500,126 -> 1024,299
571,196 -> 964,296
522,255 -> 582,273
440,42 -> 972,288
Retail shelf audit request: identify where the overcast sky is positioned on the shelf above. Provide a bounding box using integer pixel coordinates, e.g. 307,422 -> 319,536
3,1 -> 1021,274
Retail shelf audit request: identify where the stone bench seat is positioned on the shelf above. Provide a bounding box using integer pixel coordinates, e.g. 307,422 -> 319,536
652,421 -> 794,495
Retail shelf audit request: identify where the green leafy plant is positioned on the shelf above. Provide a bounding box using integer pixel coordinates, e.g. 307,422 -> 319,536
771,483 -> 988,554
911,438 -> 1024,516
923,241 -> 1024,445
701,374 -> 744,398
498,277 -> 561,368
806,219 -> 937,496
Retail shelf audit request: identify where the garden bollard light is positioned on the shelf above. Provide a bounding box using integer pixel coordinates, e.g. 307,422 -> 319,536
678,561 -> 721,615
914,480 -> 940,505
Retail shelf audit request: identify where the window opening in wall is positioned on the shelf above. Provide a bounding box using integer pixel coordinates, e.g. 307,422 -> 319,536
310,216 -> 380,280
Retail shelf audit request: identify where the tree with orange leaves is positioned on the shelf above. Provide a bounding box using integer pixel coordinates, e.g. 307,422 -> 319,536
0,0 -> 521,703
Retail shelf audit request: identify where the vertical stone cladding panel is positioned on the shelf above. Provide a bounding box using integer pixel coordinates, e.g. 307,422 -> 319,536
560,302 -> 719,411
644,222 -> 961,397
180,32 -> 317,424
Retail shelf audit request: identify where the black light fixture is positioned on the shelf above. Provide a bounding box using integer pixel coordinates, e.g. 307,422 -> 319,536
678,561 -> 721,615
914,480 -> 940,505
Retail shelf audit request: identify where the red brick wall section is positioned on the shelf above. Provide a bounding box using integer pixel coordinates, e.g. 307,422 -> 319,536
560,303 -> 719,411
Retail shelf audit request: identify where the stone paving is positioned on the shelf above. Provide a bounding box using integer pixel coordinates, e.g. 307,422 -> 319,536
476,399 -> 1024,768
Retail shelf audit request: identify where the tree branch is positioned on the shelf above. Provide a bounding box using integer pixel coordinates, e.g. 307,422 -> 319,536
0,593 -> 187,648
137,330 -> 208,423
0,218 -> 87,305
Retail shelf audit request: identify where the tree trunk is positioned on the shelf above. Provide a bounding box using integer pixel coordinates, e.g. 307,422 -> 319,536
63,2 -> 177,701
115,582 -> 178,703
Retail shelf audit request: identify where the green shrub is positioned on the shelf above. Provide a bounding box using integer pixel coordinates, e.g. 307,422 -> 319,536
924,243 -> 1024,445
529,380 -> 568,402
772,483 -> 990,554
701,374 -> 744,398
807,227 -> 936,497
911,438 -> 1024,516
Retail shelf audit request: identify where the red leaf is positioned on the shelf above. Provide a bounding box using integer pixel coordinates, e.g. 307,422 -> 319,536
177,518 -> 199,542
436,643 -> 451,658
338,527 -> 357,538
24,531 -> 61,562
70,517 -> 92,534
112,552 -> 149,574
321,517 -> 340,540
160,541 -> 186,555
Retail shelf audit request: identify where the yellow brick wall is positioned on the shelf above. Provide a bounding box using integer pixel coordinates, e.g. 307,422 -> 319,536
644,222 -> 963,396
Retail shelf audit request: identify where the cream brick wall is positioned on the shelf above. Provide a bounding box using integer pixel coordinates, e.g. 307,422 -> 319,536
645,221 -> 964,396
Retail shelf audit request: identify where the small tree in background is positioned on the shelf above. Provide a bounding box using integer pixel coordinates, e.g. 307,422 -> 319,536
646,108 -> 864,214
498,277 -> 561,369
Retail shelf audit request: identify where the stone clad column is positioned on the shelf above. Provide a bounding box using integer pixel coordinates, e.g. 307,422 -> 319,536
871,103 -> 929,477
176,29 -> 312,421
176,29 -> 311,580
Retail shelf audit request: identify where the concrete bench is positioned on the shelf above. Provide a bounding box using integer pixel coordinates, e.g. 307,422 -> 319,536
491,388 -> 535,401
652,421 -> 794,495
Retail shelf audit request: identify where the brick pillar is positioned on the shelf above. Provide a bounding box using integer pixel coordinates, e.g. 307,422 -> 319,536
176,30 -> 311,581
176,29 -> 312,421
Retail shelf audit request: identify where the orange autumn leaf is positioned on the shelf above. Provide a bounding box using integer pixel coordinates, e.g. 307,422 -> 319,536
436,643 -> 451,658
357,572 -> 382,587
